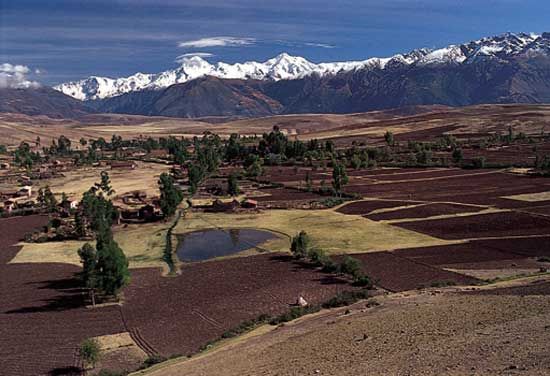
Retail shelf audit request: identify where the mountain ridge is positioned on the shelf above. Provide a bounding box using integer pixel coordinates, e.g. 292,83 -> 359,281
55,32 -> 547,101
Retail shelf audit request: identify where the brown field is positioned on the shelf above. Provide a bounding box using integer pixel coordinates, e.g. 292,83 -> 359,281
365,203 -> 486,221
3,103 -> 550,147
342,252 -> 480,291
395,211 -> 550,240
336,199 -> 421,215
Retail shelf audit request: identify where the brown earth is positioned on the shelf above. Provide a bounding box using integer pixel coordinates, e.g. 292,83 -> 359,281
365,202 -> 485,221
139,277 -> 550,376
3,103 -> 550,147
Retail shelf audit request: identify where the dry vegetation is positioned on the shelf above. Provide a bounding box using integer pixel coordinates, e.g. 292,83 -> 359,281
41,161 -> 170,199
3,103 -> 550,147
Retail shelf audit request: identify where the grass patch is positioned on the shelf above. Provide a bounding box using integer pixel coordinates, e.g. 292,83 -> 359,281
174,209 -> 450,256
12,221 -> 170,268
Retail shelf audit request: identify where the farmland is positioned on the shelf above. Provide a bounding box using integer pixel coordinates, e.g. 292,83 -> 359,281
2,104 -> 550,375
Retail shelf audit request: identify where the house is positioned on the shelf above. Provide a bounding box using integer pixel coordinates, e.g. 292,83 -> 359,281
3,199 -> 16,213
241,199 -> 258,209
17,186 -> 32,198
0,162 -> 10,170
110,161 -> 137,170
121,190 -> 147,205
208,199 -> 240,213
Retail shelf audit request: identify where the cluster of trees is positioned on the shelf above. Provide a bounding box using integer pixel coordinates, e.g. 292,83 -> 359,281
290,231 -> 372,287
14,142 -> 41,168
77,172 -> 129,303
36,186 -> 58,212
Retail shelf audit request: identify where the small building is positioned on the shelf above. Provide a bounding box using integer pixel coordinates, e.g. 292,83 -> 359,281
209,199 -> 240,213
110,161 -> 137,170
17,186 -> 32,198
0,162 -> 10,170
4,199 -> 16,213
241,199 -> 258,209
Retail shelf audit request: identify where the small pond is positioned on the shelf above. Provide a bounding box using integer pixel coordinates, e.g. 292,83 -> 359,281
176,228 -> 276,262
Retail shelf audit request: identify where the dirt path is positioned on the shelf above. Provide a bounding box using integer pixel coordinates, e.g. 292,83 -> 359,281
137,276 -> 550,376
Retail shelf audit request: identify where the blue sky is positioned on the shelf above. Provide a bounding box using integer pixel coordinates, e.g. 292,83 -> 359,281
1,0 -> 549,85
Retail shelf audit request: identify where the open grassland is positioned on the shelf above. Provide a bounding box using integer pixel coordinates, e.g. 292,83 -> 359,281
11,220 -> 170,269
174,208 -> 453,255
41,161 -> 170,199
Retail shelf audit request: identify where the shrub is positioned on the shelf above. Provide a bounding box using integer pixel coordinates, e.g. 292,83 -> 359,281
321,290 -> 371,309
80,338 -> 101,370
353,274 -> 373,288
307,247 -> 329,266
340,255 -> 361,279
320,197 -> 344,207
429,280 -> 456,288
141,354 -> 167,368
269,305 -> 320,325
321,259 -> 339,273
290,231 -> 310,259
470,156 -> 486,169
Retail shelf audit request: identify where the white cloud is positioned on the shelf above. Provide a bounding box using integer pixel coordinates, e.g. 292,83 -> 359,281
0,63 -> 40,89
304,42 -> 335,49
176,52 -> 214,59
0,63 -> 30,74
178,36 -> 255,48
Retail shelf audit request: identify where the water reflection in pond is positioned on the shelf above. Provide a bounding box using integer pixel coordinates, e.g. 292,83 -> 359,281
176,228 -> 276,262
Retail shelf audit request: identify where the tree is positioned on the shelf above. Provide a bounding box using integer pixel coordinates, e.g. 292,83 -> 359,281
158,172 -> 183,217
304,171 -> 313,191
246,158 -> 264,178
95,229 -> 130,296
78,243 -> 98,305
37,186 -> 58,212
80,338 -> 101,374
291,231 -> 310,259
384,131 -> 394,146
79,188 -> 116,233
471,156 -> 486,169
187,163 -> 204,194
332,161 -> 349,197
227,173 -> 240,196
452,148 -> 463,164
94,171 -> 115,197
351,153 -> 362,170
74,210 -> 87,238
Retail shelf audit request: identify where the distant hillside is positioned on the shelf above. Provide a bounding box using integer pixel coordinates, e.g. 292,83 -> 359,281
0,87 -> 94,119
90,77 -> 283,118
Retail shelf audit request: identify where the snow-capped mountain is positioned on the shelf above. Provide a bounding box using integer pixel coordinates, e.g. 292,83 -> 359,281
54,32 -> 548,101
54,53 -> 383,101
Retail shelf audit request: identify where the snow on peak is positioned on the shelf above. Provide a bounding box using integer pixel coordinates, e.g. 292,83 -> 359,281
54,32 -> 549,101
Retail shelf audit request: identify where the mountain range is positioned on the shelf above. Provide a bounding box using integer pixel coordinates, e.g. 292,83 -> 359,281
3,32 -> 550,119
